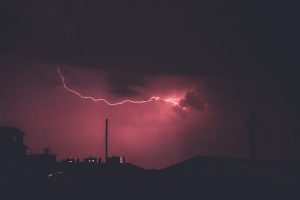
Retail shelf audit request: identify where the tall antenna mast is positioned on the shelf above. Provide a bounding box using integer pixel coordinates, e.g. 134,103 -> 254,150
105,118 -> 109,162
246,109 -> 257,161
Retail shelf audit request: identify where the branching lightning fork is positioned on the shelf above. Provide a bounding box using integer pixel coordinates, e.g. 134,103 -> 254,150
57,65 -> 181,106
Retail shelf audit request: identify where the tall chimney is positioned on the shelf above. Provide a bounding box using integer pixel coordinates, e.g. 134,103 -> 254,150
105,118 -> 109,162
246,109 -> 257,161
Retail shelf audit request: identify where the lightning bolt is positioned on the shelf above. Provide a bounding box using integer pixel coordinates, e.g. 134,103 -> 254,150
57,65 -> 181,106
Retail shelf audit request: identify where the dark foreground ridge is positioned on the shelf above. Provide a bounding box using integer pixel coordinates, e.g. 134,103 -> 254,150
1,155 -> 300,200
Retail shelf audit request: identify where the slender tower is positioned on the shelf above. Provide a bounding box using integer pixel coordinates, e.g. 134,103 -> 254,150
246,109 -> 257,161
105,118 -> 109,162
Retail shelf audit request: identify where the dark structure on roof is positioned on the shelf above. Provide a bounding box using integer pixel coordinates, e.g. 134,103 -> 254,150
27,148 -> 57,167
0,127 -> 27,161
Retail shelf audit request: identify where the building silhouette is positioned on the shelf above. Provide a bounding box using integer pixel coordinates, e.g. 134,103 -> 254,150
83,157 -> 101,164
0,120 -> 127,169
0,127 -> 27,162
107,156 -> 125,164
27,148 -> 57,167
61,158 -> 80,164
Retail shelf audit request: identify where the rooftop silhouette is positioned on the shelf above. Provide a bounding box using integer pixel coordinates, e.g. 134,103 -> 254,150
0,118 -> 299,200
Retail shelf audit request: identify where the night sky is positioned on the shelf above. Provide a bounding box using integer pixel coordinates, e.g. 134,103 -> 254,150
0,0 -> 299,168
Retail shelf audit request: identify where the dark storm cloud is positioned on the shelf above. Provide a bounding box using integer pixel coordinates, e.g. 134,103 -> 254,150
1,0 -> 299,104
172,89 -> 206,117
1,0 -> 299,115
106,71 -> 146,97
110,87 -> 140,97
180,89 -> 206,111
1,0 -> 293,78
107,72 -> 146,88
